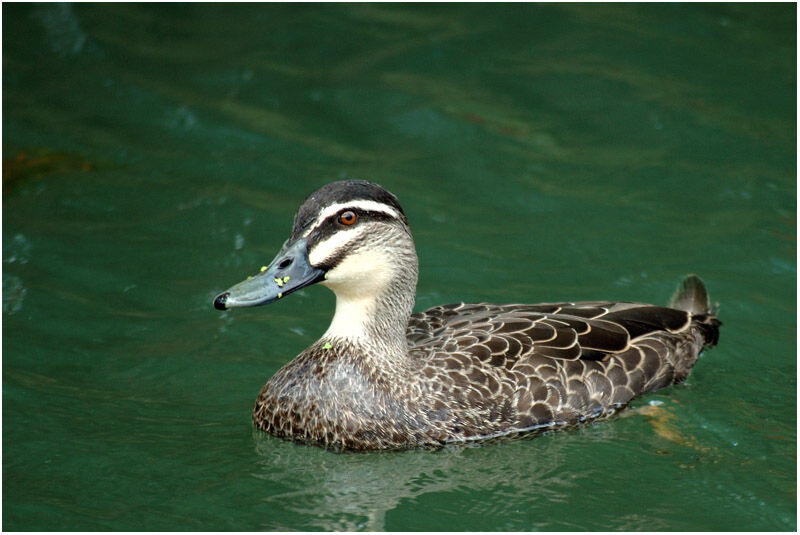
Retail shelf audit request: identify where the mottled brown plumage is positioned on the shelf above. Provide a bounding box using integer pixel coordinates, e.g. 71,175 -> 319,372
215,180 -> 721,451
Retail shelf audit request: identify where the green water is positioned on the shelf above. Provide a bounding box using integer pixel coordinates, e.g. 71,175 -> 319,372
3,3 -> 795,531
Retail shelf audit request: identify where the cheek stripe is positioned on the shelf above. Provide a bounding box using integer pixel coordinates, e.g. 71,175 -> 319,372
308,226 -> 368,267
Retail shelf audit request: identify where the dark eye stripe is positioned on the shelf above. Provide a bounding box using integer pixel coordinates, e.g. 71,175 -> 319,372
305,209 -> 403,269
324,208 -> 398,228
293,197 -> 409,241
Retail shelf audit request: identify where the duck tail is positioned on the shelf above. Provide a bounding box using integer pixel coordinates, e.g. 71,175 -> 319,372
669,274 -> 721,347
670,274 -> 710,315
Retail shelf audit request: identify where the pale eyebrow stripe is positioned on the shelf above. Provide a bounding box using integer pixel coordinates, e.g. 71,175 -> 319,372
301,200 -> 401,237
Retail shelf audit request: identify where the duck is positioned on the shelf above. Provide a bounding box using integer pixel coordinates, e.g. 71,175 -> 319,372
213,180 -> 721,451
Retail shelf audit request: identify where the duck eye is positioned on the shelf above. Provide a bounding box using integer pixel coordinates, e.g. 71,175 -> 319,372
338,210 -> 357,226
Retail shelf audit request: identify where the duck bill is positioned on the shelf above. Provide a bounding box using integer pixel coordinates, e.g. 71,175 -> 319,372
213,238 -> 325,310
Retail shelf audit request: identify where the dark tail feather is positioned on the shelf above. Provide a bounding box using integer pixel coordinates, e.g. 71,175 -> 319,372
670,275 -> 721,347
670,274 -> 711,315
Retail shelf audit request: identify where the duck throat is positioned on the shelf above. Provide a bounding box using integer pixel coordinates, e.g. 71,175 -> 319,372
320,250 -> 418,355
322,278 -> 415,353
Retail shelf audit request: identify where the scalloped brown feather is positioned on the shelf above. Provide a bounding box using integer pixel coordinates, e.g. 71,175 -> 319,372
254,286 -> 720,451
242,181 -> 721,451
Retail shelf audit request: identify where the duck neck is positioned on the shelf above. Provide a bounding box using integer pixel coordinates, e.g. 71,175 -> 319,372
321,250 -> 418,363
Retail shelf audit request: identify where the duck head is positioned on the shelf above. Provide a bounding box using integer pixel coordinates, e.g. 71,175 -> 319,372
213,180 -> 418,341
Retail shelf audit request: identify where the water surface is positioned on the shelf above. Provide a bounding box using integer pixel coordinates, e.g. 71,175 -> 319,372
3,3 -> 795,531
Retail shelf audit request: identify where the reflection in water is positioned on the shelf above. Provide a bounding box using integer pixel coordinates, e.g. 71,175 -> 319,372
252,431 -> 584,530
249,396 -> 747,531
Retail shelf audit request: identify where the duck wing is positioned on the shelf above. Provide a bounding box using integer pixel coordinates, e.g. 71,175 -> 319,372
407,299 -> 719,433
407,301 -> 694,366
